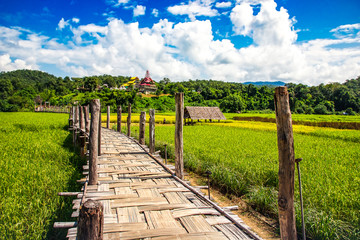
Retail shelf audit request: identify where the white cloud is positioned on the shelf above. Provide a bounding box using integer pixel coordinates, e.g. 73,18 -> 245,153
230,0 -> 297,46
168,0 -> 218,21
72,17 -> 80,23
330,23 -> 360,38
133,5 -> 146,17
215,1 -> 232,8
0,54 -> 35,71
57,18 -> 70,30
107,0 -> 130,7
152,8 -> 159,17
117,0 -> 129,4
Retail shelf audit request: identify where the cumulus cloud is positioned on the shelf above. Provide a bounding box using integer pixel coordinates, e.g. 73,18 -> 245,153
230,0 -> 297,46
133,5 -> 146,17
152,8 -> 159,17
168,0 -> 218,21
0,54 -> 35,71
107,0 -> 130,7
0,1 -> 359,85
215,1 -> 232,8
72,17 -> 80,23
57,18 -> 70,30
330,23 -> 360,38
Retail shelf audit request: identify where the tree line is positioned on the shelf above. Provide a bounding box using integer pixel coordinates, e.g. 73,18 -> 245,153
0,69 -> 359,115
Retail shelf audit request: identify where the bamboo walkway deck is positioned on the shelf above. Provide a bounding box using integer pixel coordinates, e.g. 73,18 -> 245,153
67,128 -> 262,240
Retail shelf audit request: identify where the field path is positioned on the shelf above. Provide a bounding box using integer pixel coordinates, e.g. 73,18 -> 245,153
67,128 -> 262,240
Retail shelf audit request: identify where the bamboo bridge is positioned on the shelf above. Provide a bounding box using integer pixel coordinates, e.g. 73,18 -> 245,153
54,96 -> 263,240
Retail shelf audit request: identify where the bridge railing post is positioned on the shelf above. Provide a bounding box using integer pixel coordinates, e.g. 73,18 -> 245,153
127,103 -> 132,137
107,105 -> 110,129
98,104 -> 101,156
149,109 -> 155,154
89,99 -> 100,185
78,199 -> 104,240
80,106 -> 86,157
175,93 -> 184,179
117,105 -> 122,132
139,111 -> 146,145
73,106 -> 79,146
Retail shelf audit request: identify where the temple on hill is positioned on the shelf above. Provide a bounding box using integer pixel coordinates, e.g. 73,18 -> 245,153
139,70 -> 157,93
120,70 -> 157,93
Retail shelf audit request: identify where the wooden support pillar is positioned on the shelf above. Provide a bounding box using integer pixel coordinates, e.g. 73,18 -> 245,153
84,105 -> 90,134
117,105 -> 122,132
69,107 -> 73,128
77,199 -> 104,240
79,106 -> 83,128
73,106 -> 79,146
139,111 -> 146,145
98,104 -> 101,156
127,103 -> 131,137
89,99 -> 100,185
274,86 -> 297,240
107,105 -> 110,129
80,106 -> 86,157
149,109 -> 155,154
175,93 -> 184,179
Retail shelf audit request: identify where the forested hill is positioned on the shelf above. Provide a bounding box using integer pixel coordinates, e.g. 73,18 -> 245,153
0,69 -> 359,115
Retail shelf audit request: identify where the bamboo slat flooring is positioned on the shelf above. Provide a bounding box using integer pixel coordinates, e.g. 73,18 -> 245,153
68,128 -> 261,240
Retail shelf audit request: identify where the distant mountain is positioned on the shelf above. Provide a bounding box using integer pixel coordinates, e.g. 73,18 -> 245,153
243,81 -> 285,86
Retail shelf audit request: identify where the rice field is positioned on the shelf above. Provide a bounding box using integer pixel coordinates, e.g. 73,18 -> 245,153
0,112 -> 84,239
114,112 -> 360,240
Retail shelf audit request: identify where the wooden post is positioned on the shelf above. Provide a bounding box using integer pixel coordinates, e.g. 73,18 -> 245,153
107,105 -> 110,129
77,199 -> 104,240
80,106 -> 85,130
69,107 -> 73,128
73,106 -> 79,146
84,105 -> 90,134
274,86 -> 297,240
139,111 -> 146,145
175,93 -> 184,179
89,99 -> 100,185
127,103 -> 131,137
117,105 -> 122,132
80,106 -> 86,157
98,104 -> 101,156
149,109 -> 155,154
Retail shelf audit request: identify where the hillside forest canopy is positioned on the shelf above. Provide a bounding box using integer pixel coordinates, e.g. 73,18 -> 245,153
0,69 -> 359,115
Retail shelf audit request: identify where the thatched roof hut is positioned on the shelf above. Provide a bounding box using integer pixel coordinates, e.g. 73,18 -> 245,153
184,107 -> 226,122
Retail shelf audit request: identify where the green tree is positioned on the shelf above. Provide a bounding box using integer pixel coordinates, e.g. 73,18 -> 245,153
220,94 -> 246,113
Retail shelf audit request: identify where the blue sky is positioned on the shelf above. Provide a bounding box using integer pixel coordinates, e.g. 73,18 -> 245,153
0,0 -> 359,85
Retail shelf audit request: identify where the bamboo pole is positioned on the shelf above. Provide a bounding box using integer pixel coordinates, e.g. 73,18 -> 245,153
77,200 -> 103,240
107,105 -> 110,129
149,109 -> 155,154
274,86 -> 297,239
89,99 -> 100,185
175,93 -> 184,179
127,103 -> 131,137
117,105 -> 122,132
139,111 -> 146,145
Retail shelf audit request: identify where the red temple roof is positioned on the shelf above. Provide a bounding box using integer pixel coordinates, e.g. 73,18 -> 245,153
140,70 -> 155,86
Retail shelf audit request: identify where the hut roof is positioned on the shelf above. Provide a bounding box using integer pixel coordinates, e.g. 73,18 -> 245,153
184,106 -> 226,120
